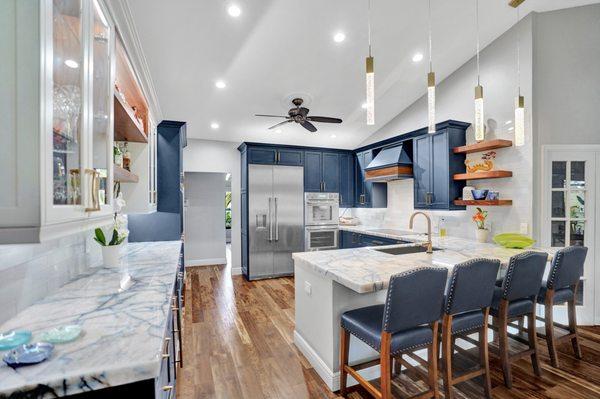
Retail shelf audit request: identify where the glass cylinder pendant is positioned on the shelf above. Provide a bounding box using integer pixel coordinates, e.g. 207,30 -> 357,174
366,56 -> 374,125
427,72 -> 436,133
474,85 -> 484,141
515,95 -> 525,147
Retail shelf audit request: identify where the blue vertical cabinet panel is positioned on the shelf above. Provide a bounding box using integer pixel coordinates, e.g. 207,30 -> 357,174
339,153 -> 354,207
304,151 -> 323,192
354,151 -> 366,205
354,150 -> 386,208
413,135 -> 431,209
322,152 -> 339,193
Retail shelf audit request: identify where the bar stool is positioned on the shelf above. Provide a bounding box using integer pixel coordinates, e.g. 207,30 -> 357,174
440,258 -> 500,399
536,246 -> 588,368
339,267 -> 447,399
489,251 -> 548,388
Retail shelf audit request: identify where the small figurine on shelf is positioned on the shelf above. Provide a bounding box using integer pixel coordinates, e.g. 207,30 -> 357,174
465,150 -> 496,173
123,142 -> 131,171
114,143 -> 123,168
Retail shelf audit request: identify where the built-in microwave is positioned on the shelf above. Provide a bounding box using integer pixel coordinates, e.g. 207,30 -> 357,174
305,192 -> 339,226
305,226 -> 339,251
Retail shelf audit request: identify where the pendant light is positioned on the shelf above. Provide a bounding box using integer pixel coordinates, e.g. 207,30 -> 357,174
512,4 -> 525,146
427,0 -> 436,133
474,0 -> 485,142
365,0 -> 375,125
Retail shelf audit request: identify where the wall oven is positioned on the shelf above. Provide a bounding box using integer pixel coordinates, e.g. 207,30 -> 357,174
305,225 -> 339,251
305,192 -> 339,226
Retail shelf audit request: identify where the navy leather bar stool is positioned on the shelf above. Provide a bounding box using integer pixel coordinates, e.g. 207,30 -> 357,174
339,267 -> 447,399
489,251 -> 548,388
440,258 -> 500,399
536,246 -> 588,368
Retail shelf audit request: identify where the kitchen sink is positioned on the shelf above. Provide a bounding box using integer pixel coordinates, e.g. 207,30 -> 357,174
374,245 -> 441,255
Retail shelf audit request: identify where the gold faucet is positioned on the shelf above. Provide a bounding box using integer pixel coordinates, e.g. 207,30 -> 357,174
409,211 -> 433,254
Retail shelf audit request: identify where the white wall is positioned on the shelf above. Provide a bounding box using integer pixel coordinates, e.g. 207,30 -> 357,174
184,172 -> 227,265
355,15 -> 535,240
183,139 -> 242,274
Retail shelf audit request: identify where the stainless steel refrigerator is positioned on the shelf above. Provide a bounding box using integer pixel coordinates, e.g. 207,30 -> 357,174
248,164 -> 304,279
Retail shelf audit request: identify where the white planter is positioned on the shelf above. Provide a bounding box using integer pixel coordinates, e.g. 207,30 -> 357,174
475,229 -> 489,243
101,243 -> 123,267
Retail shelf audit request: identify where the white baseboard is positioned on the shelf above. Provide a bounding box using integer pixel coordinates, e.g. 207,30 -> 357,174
293,330 -> 381,391
231,267 -> 242,276
185,258 -> 227,267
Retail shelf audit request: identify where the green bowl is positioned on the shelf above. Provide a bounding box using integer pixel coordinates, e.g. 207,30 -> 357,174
493,233 -> 536,249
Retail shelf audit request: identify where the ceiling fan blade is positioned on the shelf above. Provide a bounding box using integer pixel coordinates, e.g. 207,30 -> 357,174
306,116 -> 343,124
301,121 -> 317,132
299,107 -> 309,117
255,114 -> 288,118
268,120 -> 292,130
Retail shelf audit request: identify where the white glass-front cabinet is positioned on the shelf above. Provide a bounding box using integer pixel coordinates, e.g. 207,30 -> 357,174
0,0 -> 115,244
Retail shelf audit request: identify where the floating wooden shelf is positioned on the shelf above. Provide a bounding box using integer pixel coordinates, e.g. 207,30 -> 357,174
114,94 -> 147,143
454,199 -> 513,206
453,170 -> 513,181
114,164 -> 139,183
453,139 -> 513,154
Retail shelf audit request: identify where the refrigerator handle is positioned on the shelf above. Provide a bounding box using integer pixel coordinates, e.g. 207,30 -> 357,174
268,197 -> 273,242
274,197 -> 279,241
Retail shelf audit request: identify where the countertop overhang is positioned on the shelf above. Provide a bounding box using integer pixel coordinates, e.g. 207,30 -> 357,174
0,241 -> 182,397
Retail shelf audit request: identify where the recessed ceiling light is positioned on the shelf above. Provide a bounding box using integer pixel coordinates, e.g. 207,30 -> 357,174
361,102 -> 368,109
210,122 -> 220,129
412,53 -> 424,63
215,80 -> 227,89
333,32 -> 346,43
508,126 -> 514,131
505,120 -> 513,125
275,129 -> 282,133
227,4 -> 241,17
64,59 -> 79,69
330,134 -> 337,138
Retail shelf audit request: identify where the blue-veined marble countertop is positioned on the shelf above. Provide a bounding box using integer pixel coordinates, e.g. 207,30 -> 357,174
293,226 -> 556,294
0,241 -> 182,398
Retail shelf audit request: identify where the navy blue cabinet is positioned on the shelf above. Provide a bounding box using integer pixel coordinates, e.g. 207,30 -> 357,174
339,153 -> 354,207
248,146 -> 303,166
355,150 -> 387,208
412,124 -> 467,210
304,150 -> 341,193
339,231 -> 403,249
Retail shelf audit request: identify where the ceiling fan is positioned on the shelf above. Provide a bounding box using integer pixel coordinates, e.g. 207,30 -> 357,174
255,98 -> 342,132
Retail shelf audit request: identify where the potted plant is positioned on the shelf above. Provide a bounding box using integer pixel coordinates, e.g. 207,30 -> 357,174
472,207 -> 489,243
94,194 -> 128,267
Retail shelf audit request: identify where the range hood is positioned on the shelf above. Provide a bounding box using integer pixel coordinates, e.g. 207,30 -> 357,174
364,143 -> 413,182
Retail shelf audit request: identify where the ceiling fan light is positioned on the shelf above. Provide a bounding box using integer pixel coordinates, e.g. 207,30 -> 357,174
514,95 -> 525,147
366,56 -> 375,125
474,85 -> 484,142
427,72 -> 436,133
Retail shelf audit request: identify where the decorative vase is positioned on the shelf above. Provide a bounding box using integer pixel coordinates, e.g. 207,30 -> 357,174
476,229 -> 489,243
101,243 -> 123,268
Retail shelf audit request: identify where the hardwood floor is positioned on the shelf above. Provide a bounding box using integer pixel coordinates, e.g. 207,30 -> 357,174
177,265 -> 600,399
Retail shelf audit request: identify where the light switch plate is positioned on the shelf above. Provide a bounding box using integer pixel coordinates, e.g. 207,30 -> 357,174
520,223 -> 529,235
304,281 -> 312,296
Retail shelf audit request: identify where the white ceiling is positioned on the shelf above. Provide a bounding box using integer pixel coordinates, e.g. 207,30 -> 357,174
127,0 -> 598,149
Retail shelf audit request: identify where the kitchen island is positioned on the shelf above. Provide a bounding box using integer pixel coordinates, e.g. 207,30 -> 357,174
292,228 -> 555,391
0,241 -> 183,398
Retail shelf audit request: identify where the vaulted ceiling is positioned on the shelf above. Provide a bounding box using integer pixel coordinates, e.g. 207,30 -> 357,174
127,0 -> 598,149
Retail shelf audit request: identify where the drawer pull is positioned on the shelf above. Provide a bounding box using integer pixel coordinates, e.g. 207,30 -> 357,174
162,353 -> 170,359
162,385 -> 173,391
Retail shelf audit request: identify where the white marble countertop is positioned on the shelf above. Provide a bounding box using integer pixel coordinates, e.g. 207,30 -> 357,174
0,241 -> 182,397
293,226 -> 555,294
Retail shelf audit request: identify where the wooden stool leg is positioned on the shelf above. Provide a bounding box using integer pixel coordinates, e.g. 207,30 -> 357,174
429,321 -> 440,399
491,314 -> 499,344
442,315 -> 453,399
527,310 -> 542,377
517,316 -> 524,337
568,295 -> 583,359
544,291 -> 560,368
393,356 -> 402,376
380,332 -> 392,399
339,327 -> 350,396
480,309 -> 492,398
498,301 -> 513,388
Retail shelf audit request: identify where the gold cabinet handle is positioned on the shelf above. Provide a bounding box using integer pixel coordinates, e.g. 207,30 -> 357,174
162,385 -> 173,391
85,169 -> 101,212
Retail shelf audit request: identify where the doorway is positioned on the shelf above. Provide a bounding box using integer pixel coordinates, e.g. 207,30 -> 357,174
541,146 -> 599,325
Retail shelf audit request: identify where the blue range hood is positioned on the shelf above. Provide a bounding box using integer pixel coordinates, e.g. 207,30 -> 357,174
364,143 -> 413,182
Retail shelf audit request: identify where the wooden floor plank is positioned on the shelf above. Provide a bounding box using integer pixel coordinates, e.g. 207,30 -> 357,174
176,265 -> 600,398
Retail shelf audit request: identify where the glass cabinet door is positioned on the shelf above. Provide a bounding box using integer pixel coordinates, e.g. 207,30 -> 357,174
52,0 -> 84,207
90,0 -> 113,209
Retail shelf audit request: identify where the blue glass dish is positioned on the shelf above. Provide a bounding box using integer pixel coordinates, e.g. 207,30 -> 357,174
3,342 -> 54,367
0,330 -> 32,351
471,189 -> 489,200
40,325 -> 82,344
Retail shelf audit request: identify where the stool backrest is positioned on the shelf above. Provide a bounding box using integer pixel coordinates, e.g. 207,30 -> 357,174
501,251 -> 548,301
382,267 -> 447,333
546,246 -> 588,290
444,258 -> 500,315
